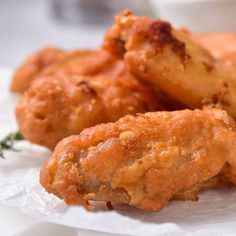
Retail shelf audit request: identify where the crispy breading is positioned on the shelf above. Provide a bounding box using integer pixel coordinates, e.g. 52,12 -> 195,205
42,50 -> 125,77
10,48 -> 125,94
11,47 -> 65,93
16,70 -> 163,149
11,46 -> 182,109
40,108 -> 236,212
103,11 -> 236,119
219,53 -> 236,70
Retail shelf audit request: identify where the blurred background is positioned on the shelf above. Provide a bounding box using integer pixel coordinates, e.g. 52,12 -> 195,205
1,0 -> 236,68
0,0 -> 153,68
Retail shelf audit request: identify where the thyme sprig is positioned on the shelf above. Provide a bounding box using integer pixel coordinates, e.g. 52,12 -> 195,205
0,131 -> 24,159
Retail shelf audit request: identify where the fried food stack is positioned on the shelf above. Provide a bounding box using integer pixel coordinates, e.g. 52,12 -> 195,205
12,11 -> 236,212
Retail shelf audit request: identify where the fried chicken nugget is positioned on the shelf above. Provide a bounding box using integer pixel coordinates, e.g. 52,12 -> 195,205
40,108 -> 236,212
103,11 -> 236,119
10,48 -> 124,94
16,70 -> 163,149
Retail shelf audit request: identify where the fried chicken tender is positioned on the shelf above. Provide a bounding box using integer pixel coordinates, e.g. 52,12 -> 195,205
40,108 -> 236,212
10,48 -> 125,94
16,69 -> 163,149
103,11 -> 236,119
193,33 -> 236,69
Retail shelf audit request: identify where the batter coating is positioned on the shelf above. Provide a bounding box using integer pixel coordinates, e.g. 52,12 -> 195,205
11,47 -> 64,93
193,32 -> 236,69
103,11 -> 236,119
16,71 -> 162,149
40,108 -> 236,212
11,48 -> 125,94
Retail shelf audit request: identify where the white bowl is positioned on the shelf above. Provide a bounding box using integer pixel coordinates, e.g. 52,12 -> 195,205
150,0 -> 236,32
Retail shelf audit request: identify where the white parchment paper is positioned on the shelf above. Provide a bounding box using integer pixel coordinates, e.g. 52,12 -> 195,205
1,69 -> 236,236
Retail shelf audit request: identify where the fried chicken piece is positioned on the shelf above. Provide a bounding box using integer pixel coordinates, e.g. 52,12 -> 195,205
40,108 -> 236,212
10,48 -> 125,94
11,46 -> 184,112
42,49 -> 125,77
220,53 -> 236,70
193,33 -> 236,69
181,30 -> 236,70
16,69 -> 163,149
11,47 -> 65,93
103,11 -> 236,119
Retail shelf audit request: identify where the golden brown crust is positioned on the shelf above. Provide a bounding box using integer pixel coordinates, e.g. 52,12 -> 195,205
12,46 -> 182,110
149,21 -> 189,62
193,33 -> 236,69
42,49 -> 124,77
221,53 -> 236,70
11,48 -> 125,94
11,47 -> 65,93
193,33 -> 236,59
40,108 -> 236,211
103,11 -> 236,119
16,69 -> 163,149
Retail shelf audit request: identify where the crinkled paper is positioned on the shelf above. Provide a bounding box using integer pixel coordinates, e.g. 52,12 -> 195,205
1,69 -> 236,236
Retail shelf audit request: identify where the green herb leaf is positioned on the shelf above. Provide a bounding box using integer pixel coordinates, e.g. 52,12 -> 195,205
0,131 -> 24,159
